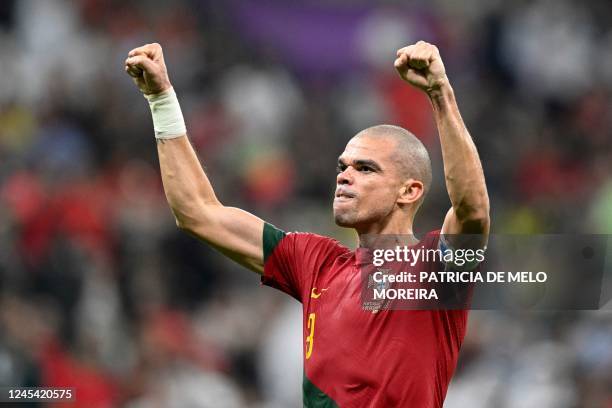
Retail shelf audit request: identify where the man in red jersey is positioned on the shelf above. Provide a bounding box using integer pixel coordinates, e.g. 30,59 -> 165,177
125,40 -> 489,407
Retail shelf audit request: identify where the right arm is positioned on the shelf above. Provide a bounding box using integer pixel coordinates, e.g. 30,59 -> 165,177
125,43 -> 265,274
158,136 -> 265,273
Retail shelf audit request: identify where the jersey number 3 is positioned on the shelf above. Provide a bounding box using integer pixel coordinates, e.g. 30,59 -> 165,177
306,313 -> 315,359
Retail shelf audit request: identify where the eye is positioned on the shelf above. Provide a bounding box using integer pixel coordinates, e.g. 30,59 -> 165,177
336,164 -> 347,173
359,166 -> 373,173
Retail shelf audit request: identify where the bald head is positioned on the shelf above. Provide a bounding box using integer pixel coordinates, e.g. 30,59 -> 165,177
355,124 -> 432,205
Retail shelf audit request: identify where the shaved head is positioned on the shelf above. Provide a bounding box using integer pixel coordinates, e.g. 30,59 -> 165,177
354,124 -> 432,207
333,124 -> 433,230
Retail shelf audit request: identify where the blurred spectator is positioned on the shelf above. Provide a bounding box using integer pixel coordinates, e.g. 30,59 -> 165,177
0,0 -> 610,406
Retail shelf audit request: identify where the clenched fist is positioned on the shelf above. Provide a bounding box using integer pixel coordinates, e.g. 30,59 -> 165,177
394,41 -> 448,94
125,43 -> 172,95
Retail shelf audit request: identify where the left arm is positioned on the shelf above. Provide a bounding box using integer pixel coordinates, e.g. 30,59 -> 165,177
430,81 -> 490,237
395,41 -> 490,242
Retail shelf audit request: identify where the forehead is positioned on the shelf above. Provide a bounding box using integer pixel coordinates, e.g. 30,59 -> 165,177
339,135 -> 397,163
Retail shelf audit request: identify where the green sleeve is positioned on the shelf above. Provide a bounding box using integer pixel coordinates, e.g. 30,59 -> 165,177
263,222 -> 286,262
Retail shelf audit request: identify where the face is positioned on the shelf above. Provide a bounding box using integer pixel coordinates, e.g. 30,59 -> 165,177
333,136 -> 405,229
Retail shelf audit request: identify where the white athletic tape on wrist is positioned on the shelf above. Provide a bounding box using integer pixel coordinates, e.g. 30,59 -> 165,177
145,88 -> 187,139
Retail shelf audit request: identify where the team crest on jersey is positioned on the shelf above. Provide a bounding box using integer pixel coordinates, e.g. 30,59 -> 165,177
363,268 -> 392,312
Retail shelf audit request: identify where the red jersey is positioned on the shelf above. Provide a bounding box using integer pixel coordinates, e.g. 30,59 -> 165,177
262,223 -> 468,408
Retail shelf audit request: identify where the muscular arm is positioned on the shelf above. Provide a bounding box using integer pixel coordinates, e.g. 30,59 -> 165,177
158,136 -> 265,273
429,83 -> 490,237
395,41 -> 490,241
125,43 -> 265,274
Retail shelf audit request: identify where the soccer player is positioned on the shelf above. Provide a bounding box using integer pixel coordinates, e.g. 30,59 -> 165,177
125,40 -> 489,407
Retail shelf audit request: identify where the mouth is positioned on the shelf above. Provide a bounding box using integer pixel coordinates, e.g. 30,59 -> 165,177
334,189 -> 356,202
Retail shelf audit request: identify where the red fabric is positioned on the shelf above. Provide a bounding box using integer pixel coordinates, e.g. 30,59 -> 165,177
262,230 -> 468,408
515,151 -> 587,201
40,341 -> 118,408
377,74 -> 435,145
6,173 -> 116,265
142,309 -> 228,371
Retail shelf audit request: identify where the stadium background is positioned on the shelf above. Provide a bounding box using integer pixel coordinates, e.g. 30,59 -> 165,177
0,0 -> 611,406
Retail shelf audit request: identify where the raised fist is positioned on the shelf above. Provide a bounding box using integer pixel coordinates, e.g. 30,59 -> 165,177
125,43 -> 172,95
394,41 -> 448,94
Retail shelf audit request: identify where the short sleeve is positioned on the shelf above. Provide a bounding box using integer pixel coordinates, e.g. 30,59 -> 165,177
261,223 -> 347,303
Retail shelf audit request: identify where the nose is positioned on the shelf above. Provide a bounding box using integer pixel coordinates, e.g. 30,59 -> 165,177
337,167 -> 353,185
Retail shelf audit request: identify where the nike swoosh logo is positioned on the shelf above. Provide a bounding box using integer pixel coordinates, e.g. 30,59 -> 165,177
311,287 -> 329,299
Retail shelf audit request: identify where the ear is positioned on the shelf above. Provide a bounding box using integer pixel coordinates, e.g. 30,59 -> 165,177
397,179 -> 424,205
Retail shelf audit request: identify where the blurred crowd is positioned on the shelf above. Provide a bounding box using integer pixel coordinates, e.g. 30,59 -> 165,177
0,0 -> 611,407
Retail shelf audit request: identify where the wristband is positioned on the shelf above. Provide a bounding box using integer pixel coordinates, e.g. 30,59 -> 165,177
144,87 -> 187,139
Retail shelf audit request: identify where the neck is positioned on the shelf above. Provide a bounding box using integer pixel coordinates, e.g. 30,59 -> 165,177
355,212 -> 415,247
